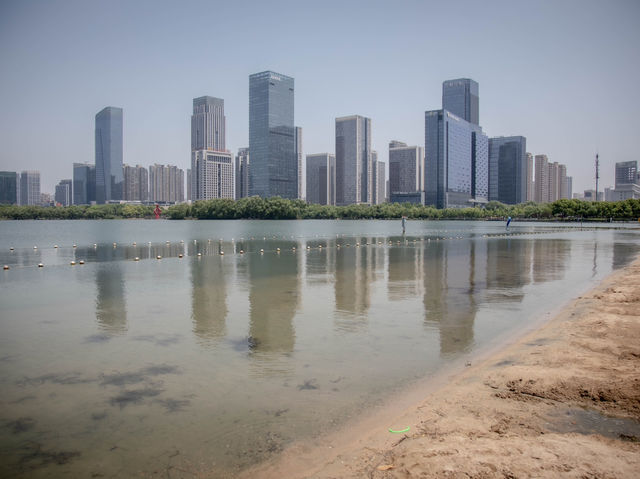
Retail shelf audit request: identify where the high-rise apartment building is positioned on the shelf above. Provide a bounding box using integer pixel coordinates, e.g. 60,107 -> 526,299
191,96 -> 225,151
488,136 -> 527,204
442,78 -> 479,125
565,176 -> 573,200
374,158 -> 386,205
295,127 -> 304,200
235,148 -> 250,200
534,155 -> 549,203
424,110 -> 488,208
191,151 -> 234,200
73,163 -> 96,205
249,71 -> 296,199
335,115 -> 372,205
95,106 -> 123,203
389,141 -> 424,197
149,164 -> 184,203
612,161 -> 640,200
526,153 -> 534,202
306,153 -> 335,205
123,164 -> 149,202
55,179 -> 72,206
19,170 -> 41,206
0,171 -> 17,204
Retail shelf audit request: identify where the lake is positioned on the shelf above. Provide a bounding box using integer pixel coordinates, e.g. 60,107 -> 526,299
0,219 -> 638,477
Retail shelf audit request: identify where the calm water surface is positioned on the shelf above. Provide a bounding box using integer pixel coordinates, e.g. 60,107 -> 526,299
0,220 -> 638,477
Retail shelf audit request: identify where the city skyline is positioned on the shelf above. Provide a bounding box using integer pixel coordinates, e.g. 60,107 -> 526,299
1,1 -> 639,195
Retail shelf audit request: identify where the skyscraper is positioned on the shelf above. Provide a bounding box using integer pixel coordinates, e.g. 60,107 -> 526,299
95,106 -> 123,204
424,110 -> 488,208
306,153 -> 335,205
235,148 -> 250,200
526,153 -> 534,202
249,71 -> 296,199
534,155 -> 549,203
191,96 -> 225,151
335,115 -> 372,205
295,126 -> 304,200
73,163 -> 96,205
55,179 -> 72,206
374,158 -> 386,205
488,136 -> 527,204
389,141 -> 424,196
0,171 -> 17,204
19,170 -> 41,206
615,161 -> 638,188
442,78 -> 479,125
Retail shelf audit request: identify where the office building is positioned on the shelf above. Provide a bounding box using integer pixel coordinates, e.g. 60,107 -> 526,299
95,106 -> 123,203
191,96 -> 225,151
442,78 -> 479,125
0,171 -> 17,204
55,179 -> 72,206
526,153 -> 534,202
40,193 -> 53,207
249,71 -> 296,199
123,164 -> 149,202
584,189 -> 604,202
306,153 -> 335,205
614,161 -> 638,188
389,141 -> 424,202
335,115 -> 372,205
295,127 -> 304,200
19,170 -> 41,206
424,110 -> 488,208
191,151 -> 234,200
186,169 -> 191,201
235,148 -> 250,200
73,163 -> 96,205
149,164 -> 184,203
488,136 -> 527,204
565,176 -> 573,200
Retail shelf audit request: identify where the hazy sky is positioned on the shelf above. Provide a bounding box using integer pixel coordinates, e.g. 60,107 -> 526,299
1,0 -> 639,195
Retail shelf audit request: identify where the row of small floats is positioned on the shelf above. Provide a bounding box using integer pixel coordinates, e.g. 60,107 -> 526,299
2,228 -> 577,270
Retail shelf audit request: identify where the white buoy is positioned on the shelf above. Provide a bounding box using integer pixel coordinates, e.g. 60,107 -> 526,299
54,245 -> 58,248
292,247 -> 296,251
156,255 -> 162,259
33,246 -> 38,249
240,250 -> 244,254
219,251 -> 224,255
3,265 -> 9,270
178,254 -> 183,258
10,247 -> 14,251
276,248 -> 281,252
260,249 -> 264,254
134,257 -> 140,261
73,244 -> 77,248
197,253 -> 202,257
79,260 -> 85,265
70,261 -> 76,266
38,263 -> 43,268
113,243 -> 117,247
94,243 -> 97,248
133,242 -> 136,246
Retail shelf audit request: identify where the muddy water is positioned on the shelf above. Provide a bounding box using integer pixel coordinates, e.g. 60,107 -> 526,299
0,220 -> 638,477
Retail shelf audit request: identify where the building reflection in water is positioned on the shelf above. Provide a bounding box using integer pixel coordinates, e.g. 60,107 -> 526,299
94,246 -> 127,334
532,240 -> 570,283
334,237 -> 382,330
484,239 -> 532,303
245,241 -> 299,373
423,240 -> 480,357
387,241 -> 424,300
190,256 -> 228,345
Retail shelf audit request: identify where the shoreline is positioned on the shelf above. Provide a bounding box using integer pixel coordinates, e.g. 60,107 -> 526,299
242,256 -> 640,478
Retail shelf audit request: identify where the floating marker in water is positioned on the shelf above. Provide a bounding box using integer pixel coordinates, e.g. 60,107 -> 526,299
133,242 -> 136,246
197,253 -> 202,257
73,244 -> 77,248
3,265 -> 9,270
156,255 -> 162,259
79,260 -> 85,265
33,246 -> 38,249
276,248 -> 281,252
54,245 -> 58,248
178,254 -> 183,258
38,263 -> 43,267
239,250 -> 244,254
134,257 -> 140,261
10,247 -> 14,251
94,244 -> 97,248
260,249 -> 264,254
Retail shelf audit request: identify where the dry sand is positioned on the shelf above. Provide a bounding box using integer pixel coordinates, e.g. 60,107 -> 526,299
243,257 -> 640,478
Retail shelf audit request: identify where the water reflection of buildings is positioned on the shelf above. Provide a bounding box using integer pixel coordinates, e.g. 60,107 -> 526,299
94,247 -> 127,334
532,240 -> 570,283
246,243 -> 299,361
484,239 -> 532,302
333,237 -> 384,330
387,242 -> 424,300
423,240 -> 480,357
190,256 -> 228,344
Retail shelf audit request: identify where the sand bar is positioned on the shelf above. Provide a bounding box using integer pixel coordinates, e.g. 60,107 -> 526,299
243,256 -> 640,478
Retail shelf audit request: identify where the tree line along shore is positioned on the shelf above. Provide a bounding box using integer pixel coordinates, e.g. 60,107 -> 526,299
1,197 -> 640,221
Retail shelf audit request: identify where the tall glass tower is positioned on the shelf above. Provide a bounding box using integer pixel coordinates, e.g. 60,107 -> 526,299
442,79 -> 479,126
335,115 -> 372,205
249,71 -> 296,199
95,106 -> 123,203
191,96 -> 225,151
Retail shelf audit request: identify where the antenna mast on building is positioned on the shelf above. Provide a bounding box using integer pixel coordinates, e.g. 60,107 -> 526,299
595,153 -> 600,202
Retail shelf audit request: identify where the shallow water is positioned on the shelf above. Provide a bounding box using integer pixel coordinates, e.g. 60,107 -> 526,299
0,220 -> 638,477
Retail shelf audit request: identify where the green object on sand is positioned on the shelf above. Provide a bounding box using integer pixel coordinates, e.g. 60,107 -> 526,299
388,426 -> 410,433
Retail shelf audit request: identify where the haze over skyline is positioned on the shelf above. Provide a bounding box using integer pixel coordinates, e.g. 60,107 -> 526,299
1,0 -> 639,196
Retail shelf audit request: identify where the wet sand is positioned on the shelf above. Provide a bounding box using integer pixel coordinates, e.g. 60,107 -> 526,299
243,256 -> 640,478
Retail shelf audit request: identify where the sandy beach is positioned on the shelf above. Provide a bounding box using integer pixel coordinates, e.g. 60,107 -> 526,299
243,256 -> 640,478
